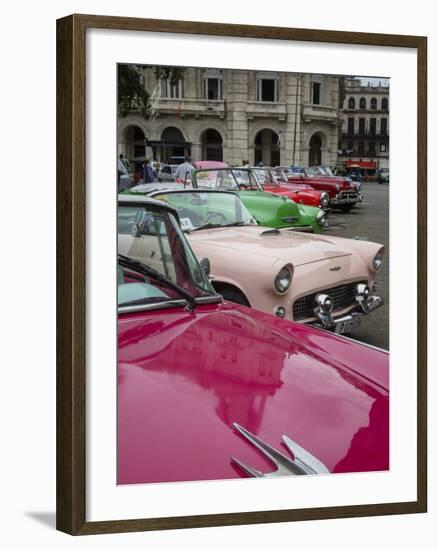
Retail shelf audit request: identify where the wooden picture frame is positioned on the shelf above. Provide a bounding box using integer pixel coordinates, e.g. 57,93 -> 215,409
56,13 -> 427,535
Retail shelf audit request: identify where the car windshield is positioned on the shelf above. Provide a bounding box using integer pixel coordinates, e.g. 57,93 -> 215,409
153,191 -> 257,231
193,168 -> 239,189
253,168 -> 281,187
117,204 -> 215,307
304,167 -> 318,178
272,169 -> 289,183
322,166 -> 335,177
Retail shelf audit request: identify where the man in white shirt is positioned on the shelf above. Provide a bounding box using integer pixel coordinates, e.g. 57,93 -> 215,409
175,157 -> 195,181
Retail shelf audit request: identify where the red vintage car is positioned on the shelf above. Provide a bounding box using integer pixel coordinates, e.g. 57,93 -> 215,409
258,167 -> 330,209
117,195 -> 389,485
277,166 -> 362,212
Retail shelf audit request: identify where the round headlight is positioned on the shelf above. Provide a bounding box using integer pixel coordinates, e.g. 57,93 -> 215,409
274,268 -> 292,293
320,192 -> 329,208
317,210 -> 327,227
372,249 -> 384,270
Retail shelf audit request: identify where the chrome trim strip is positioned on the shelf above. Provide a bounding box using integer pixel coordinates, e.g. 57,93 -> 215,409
118,294 -> 222,315
259,228 -> 281,236
283,226 -> 314,233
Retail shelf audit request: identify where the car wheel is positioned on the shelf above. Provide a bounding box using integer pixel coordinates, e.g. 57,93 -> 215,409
218,287 -> 250,307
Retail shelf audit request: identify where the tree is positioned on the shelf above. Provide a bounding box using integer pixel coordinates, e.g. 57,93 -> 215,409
118,65 -> 185,118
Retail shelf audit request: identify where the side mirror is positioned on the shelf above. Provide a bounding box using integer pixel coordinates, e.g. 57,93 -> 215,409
200,257 -> 211,277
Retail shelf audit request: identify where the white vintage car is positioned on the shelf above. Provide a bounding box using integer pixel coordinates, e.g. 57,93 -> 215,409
118,190 -> 384,335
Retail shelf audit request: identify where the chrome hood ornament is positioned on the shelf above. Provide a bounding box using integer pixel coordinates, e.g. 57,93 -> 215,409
231,423 -> 330,477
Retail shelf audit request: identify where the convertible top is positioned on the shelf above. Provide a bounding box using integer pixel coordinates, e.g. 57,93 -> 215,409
117,193 -> 179,216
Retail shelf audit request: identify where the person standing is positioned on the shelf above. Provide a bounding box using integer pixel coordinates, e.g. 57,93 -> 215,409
143,159 -> 155,183
175,156 -> 195,181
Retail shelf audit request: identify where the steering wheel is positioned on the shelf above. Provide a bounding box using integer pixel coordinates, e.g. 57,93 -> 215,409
239,183 -> 249,190
205,211 -> 227,224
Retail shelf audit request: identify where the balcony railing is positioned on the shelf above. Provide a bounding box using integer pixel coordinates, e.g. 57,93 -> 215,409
342,131 -> 389,138
339,150 -> 387,158
156,97 -> 226,116
303,103 -> 340,122
246,101 -> 287,119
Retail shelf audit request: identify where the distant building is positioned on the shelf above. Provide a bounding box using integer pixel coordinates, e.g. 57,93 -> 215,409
339,78 -> 389,168
118,67 -> 343,167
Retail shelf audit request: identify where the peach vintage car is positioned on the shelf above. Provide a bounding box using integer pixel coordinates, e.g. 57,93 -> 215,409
119,189 -> 384,335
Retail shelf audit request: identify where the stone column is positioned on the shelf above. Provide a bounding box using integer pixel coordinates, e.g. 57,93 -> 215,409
224,70 -> 249,166
184,68 -> 197,99
283,73 -> 302,167
191,143 -> 202,162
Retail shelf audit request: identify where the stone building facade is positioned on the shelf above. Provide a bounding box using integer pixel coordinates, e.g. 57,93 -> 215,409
118,67 -> 343,167
339,78 -> 389,167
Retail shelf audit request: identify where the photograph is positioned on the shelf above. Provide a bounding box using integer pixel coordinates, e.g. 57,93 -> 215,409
116,64 -> 390,485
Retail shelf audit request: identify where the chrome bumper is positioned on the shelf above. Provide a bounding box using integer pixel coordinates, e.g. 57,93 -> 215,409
284,225 -> 314,233
312,295 -> 384,331
330,193 -> 362,205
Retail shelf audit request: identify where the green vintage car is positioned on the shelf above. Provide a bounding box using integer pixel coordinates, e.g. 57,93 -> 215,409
188,167 -> 327,233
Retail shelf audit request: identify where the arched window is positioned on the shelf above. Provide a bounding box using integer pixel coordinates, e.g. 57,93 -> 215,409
309,133 -> 323,166
161,127 -> 184,143
370,97 -> 377,109
348,97 -> 355,109
254,129 -> 280,166
201,129 -> 223,161
122,125 -> 146,159
161,127 -> 187,162
382,97 -> 388,110
359,97 -> 366,110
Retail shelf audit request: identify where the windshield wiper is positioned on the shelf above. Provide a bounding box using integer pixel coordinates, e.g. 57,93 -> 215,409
118,254 -> 197,311
221,221 -> 251,227
187,222 -> 224,232
189,221 -> 250,232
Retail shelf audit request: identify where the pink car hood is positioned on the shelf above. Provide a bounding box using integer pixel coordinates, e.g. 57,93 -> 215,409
188,225 -> 353,266
118,302 -> 389,485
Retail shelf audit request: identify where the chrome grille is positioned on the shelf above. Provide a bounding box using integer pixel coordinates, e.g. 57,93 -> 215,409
339,191 -> 359,199
293,281 -> 366,321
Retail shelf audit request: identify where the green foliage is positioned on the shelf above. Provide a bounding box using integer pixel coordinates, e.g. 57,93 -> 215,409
118,65 -> 185,119
152,66 -> 185,87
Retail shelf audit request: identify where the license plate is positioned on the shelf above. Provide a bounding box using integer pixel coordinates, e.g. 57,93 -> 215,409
335,317 -> 362,334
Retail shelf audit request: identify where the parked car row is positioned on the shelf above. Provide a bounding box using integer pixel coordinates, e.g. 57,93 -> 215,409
117,192 -> 389,485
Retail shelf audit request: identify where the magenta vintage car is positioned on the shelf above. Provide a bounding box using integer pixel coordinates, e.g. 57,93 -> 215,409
117,195 -> 389,485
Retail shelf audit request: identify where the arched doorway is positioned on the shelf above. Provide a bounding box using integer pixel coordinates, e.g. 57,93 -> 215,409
161,127 -> 188,162
254,129 -> 280,166
201,129 -> 223,161
123,125 -> 146,159
308,133 -> 322,166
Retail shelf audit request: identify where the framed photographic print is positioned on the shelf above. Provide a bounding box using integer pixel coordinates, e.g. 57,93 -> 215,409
56,14 -> 427,535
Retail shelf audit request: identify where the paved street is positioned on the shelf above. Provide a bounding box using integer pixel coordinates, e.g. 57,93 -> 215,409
324,183 -> 389,350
